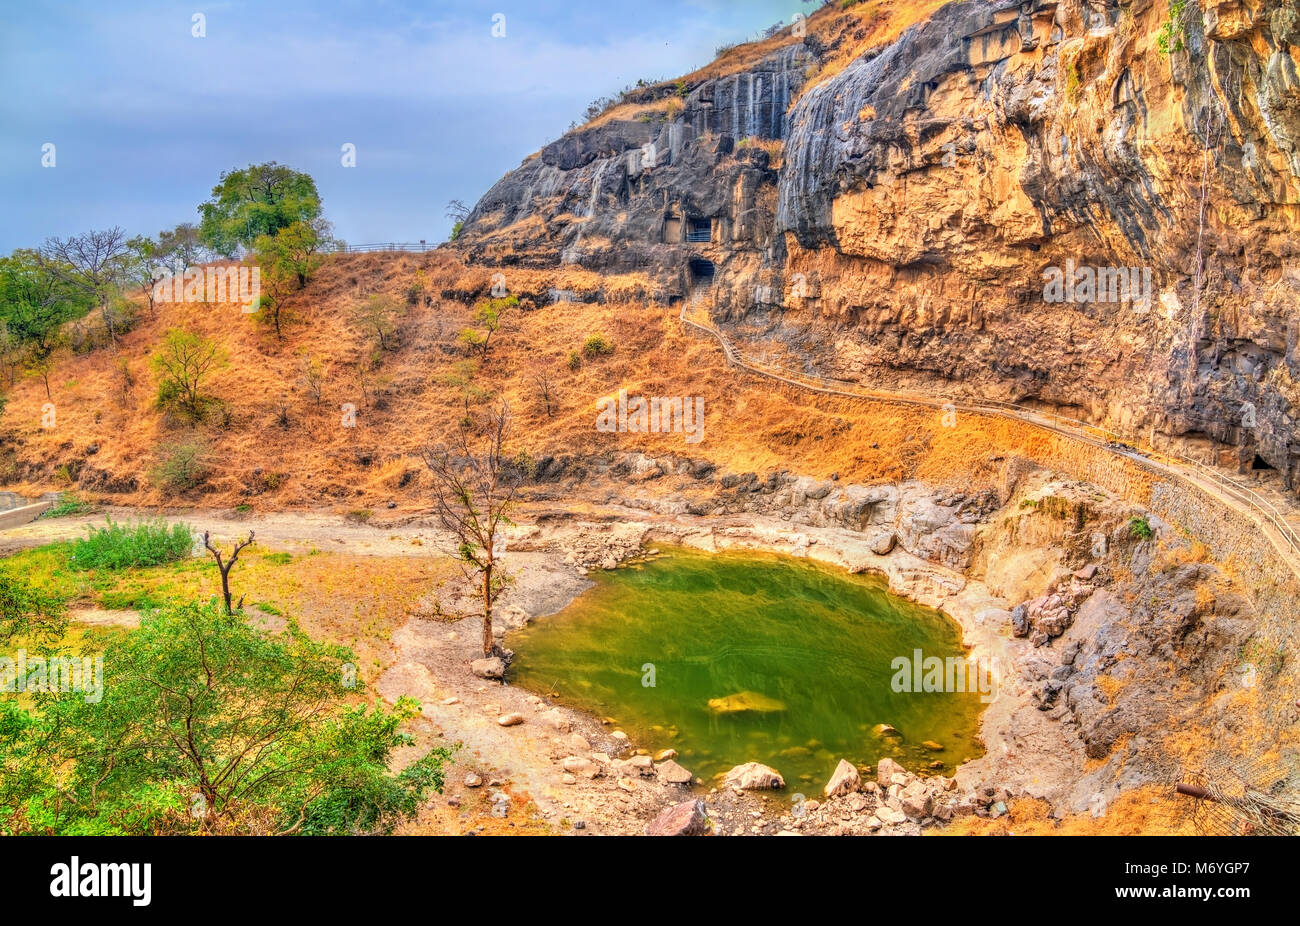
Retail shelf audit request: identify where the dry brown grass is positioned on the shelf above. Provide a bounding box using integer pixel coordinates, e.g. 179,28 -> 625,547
1,249 -> 1095,510
942,787 -> 1197,835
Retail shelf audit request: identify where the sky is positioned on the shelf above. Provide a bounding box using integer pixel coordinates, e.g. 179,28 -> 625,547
0,0 -> 800,254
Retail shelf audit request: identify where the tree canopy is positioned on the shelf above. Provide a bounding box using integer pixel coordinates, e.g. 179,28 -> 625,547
198,162 -> 323,257
0,600 -> 451,835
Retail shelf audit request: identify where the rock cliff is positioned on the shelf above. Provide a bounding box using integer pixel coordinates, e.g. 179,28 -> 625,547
458,0 -> 1300,492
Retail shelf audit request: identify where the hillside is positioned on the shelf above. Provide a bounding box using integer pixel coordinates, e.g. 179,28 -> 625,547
456,0 -> 1300,499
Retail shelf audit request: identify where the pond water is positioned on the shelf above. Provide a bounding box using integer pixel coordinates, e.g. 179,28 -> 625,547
508,545 -> 987,788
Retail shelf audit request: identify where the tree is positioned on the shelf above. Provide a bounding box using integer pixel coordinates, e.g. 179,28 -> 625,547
252,218 -> 333,339
198,162 -> 324,257
446,199 -> 471,241
0,251 -> 90,397
458,294 -> 516,360
37,228 -> 131,345
533,368 -> 556,417
123,235 -> 167,317
151,328 -> 226,421
203,530 -> 254,614
0,566 -> 66,644
0,600 -> 452,835
298,354 -> 326,405
442,359 -> 493,427
421,402 -> 520,659
156,223 -> 207,273
353,293 -> 405,353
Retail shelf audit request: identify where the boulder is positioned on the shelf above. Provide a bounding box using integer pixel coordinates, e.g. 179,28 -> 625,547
901,789 -> 934,819
656,759 -> 694,785
724,762 -> 786,790
645,799 -> 710,836
876,756 -> 906,787
470,657 -> 506,679
539,708 -> 571,732
496,712 -> 525,727
823,758 -> 861,798
562,756 -> 594,775
877,806 -> 908,826
869,531 -> 897,555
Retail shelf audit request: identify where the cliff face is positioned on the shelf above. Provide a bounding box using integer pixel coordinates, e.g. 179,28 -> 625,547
458,0 -> 1300,492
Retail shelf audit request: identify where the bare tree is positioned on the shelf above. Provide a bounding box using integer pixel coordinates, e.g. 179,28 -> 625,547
421,403 -> 519,660
39,228 -> 130,345
298,354 -> 326,405
533,369 -> 555,417
203,530 -> 255,615
445,200 -> 471,224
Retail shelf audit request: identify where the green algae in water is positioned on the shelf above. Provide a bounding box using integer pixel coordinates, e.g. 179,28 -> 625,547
508,545 -> 987,788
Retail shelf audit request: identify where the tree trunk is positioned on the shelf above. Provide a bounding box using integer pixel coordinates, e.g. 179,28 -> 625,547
220,564 -> 233,614
481,563 -> 494,656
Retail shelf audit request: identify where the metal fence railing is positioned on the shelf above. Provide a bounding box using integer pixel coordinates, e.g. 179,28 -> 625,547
331,242 -> 438,254
679,299 -> 1300,580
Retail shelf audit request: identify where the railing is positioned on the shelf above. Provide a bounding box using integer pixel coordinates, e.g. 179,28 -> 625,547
679,299 -> 1300,578
331,242 -> 438,254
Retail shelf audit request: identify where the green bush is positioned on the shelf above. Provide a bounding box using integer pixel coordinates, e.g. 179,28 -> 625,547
567,350 -> 582,371
1127,515 -> 1154,541
38,492 -> 94,519
71,517 -> 194,570
0,567 -> 67,643
150,439 -> 210,492
582,334 -> 614,358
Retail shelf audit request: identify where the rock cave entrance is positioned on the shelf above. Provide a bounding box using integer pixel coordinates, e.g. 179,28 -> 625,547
1251,454 -> 1275,471
689,258 -> 715,287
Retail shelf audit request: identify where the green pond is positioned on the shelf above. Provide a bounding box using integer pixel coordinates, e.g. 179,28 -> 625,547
508,545 -> 987,788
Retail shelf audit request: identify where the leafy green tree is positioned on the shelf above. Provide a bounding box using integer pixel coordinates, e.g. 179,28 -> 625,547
0,565 -> 67,644
0,601 -> 451,835
458,295 -> 517,360
198,162 -> 323,257
251,219 -> 333,339
151,328 -> 227,421
156,222 -> 207,272
0,250 -> 92,397
124,235 -> 167,317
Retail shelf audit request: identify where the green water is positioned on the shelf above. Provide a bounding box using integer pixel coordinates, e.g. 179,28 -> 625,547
508,545 -> 987,787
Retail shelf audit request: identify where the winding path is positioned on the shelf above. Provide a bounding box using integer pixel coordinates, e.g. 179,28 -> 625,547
679,300 -> 1300,582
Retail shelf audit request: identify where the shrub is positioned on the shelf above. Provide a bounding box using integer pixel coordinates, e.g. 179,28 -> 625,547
70,517 -> 193,570
151,439 -> 210,492
1127,515 -> 1154,541
151,329 -> 226,422
0,567 -> 67,643
38,492 -> 94,519
567,350 -> 582,371
582,334 -> 614,358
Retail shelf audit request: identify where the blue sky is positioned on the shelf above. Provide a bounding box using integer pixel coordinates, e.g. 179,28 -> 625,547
0,0 -> 799,253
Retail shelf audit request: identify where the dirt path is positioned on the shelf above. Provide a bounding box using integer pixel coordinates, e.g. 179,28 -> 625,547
682,302 -> 1300,581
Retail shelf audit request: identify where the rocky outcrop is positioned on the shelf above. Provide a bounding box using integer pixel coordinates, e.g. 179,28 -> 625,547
459,0 -> 1300,494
